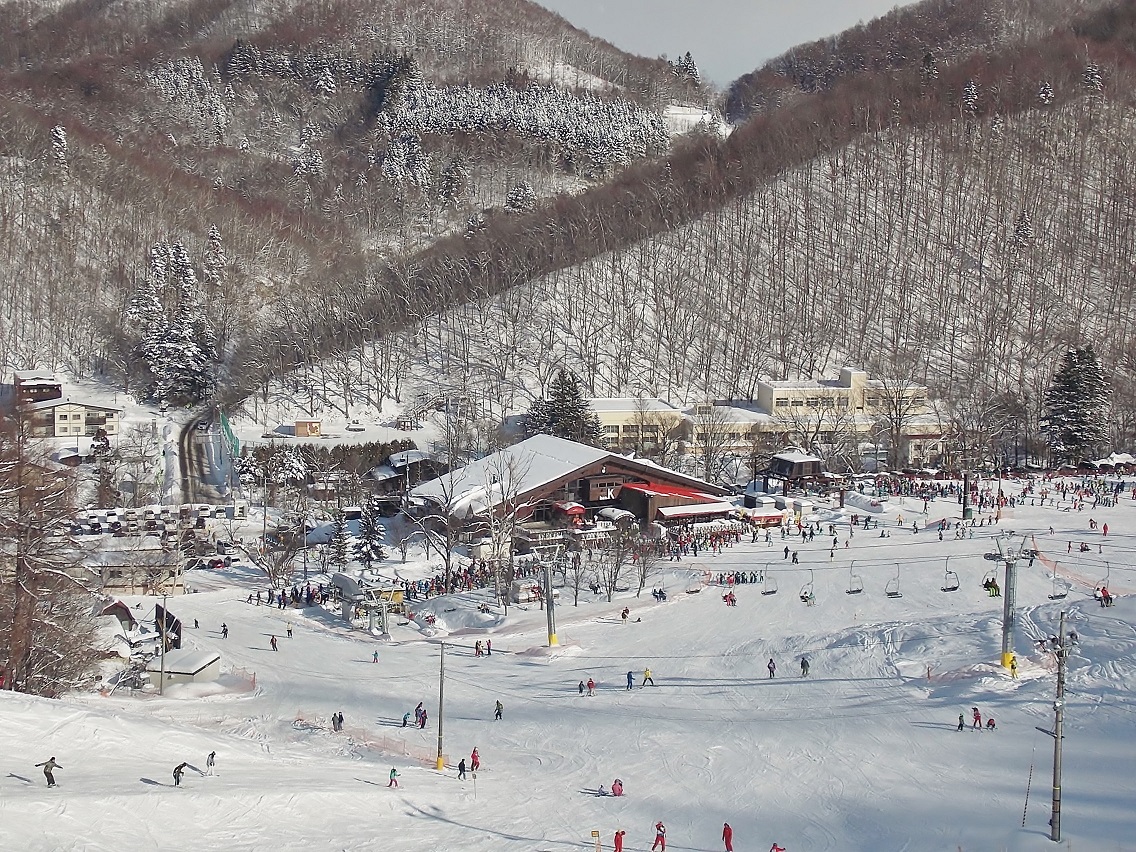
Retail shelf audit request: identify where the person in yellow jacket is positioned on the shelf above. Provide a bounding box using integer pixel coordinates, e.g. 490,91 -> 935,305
642,667 -> 654,687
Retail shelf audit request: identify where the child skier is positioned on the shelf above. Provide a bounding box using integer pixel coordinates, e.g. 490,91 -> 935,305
388,767 -> 400,787
652,821 -> 667,851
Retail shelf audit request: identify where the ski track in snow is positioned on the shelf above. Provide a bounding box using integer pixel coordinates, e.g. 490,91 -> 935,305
3,484 -> 1136,851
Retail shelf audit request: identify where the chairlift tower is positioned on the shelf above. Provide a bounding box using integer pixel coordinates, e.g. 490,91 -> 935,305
996,534 -> 1022,668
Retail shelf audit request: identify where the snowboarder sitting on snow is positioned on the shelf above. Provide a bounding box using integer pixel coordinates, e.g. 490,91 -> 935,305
598,784 -> 608,796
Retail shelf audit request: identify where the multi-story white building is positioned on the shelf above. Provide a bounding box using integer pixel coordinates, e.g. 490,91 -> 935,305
590,367 -> 944,470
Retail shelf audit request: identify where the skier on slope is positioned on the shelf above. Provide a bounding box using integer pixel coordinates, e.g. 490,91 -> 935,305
770,844 -> 786,852
173,762 -> 188,787
206,751 -> 216,775
652,821 -> 667,851
494,700 -> 503,720
458,759 -> 467,780
767,658 -> 776,679
972,707 -> 982,729
470,748 -> 480,771
389,767 -> 400,787
614,830 -> 626,852
723,822 -> 734,852
35,757 -> 61,788
626,671 -> 635,690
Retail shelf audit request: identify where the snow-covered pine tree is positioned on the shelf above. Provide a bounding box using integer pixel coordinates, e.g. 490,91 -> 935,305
523,395 -> 553,437
527,369 -> 603,446
328,509 -> 351,568
1041,346 -> 1111,464
505,180 -> 535,213
202,225 -> 226,289
50,125 -> 68,177
354,498 -> 388,568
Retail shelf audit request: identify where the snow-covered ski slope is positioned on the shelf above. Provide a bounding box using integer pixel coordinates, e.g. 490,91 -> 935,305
3,488 -> 1135,852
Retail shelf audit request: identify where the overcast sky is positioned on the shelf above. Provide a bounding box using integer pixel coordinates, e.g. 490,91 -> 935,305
533,0 -> 919,87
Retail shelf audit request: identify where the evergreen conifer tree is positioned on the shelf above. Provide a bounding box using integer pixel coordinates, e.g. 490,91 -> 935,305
1041,346 -> 1110,463
354,498 -> 388,567
328,509 -> 351,568
524,370 -> 603,446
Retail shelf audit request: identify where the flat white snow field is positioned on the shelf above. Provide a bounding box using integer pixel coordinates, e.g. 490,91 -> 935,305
3,485 -> 1135,852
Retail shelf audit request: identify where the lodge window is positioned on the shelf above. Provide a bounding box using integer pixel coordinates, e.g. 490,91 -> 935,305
775,398 -> 789,407
805,397 -> 819,407
791,399 -> 804,407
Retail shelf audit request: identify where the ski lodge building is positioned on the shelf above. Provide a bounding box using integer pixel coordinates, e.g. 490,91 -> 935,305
409,433 -> 734,528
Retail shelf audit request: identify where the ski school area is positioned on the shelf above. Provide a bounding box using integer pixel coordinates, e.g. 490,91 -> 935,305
2,475 -> 1135,852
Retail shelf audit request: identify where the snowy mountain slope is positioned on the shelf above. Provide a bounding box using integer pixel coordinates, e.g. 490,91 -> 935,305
3,484 -> 1135,851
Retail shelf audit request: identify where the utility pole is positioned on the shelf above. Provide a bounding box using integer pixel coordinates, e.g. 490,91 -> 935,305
1051,610 -> 1067,842
544,561 -> 558,647
436,642 -> 446,771
159,592 -> 168,695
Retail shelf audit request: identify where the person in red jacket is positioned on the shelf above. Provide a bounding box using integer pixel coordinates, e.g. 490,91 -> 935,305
614,830 -> 626,852
722,822 -> 734,851
652,821 -> 667,851
770,845 -> 786,852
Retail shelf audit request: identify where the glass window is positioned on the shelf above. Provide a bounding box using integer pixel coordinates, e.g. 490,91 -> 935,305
775,398 -> 789,407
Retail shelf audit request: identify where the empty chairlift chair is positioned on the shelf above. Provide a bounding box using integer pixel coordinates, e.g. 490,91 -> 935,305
761,572 -> 778,596
942,569 -> 960,592
1049,573 -> 1071,601
846,562 -> 864,595
885,564 -> 903,599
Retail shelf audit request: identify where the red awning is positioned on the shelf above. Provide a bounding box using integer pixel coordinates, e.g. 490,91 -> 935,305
553,501 -> 586,515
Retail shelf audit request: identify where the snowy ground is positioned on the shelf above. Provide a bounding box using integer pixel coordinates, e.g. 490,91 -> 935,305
3,482 -> 1135,852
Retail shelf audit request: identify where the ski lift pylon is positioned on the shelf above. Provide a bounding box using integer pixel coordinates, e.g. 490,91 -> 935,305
885,563 -> 903,598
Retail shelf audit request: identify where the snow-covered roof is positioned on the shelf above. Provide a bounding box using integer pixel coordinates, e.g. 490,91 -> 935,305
145,649 -> 220,675
772,449 -> 824,464
411,434 -> 609,515
24,396 -> 121,413
388,449 -> 437,469
683,403 -> 775,424
13,370 -> 58,383
588,397 -> 680,414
